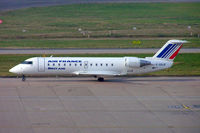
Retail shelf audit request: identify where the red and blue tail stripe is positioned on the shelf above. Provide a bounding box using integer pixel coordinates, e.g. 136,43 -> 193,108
162,44 -> 177,58
153,40 -> 187,60
169,44 -> 182,59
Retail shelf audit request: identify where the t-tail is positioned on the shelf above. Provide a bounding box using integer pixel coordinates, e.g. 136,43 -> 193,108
153,40 -> 188,61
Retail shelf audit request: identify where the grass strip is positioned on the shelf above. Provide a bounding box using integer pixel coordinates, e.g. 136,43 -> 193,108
0,38 -> 199,48
0,3 -> 200,40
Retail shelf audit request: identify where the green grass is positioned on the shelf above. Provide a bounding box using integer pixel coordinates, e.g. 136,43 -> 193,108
0,38 -> 199,48
0,3 -> 200,48
1,53 -> 200,76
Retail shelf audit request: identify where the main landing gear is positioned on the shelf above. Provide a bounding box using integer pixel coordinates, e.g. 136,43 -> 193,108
22,75 -> 26,81
97,77 -> 104,82
94,76 -> 105,82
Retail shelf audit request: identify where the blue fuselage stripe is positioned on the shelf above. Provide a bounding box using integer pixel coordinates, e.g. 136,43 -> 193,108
157,44 -> 173,58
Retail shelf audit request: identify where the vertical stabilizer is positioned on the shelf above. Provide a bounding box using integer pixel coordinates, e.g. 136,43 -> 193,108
153,40 -> 188,60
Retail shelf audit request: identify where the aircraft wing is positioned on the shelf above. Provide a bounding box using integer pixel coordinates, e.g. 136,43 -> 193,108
73,71 -> 122,76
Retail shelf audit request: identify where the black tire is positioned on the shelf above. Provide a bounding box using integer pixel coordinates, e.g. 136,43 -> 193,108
98,77 -> 104,82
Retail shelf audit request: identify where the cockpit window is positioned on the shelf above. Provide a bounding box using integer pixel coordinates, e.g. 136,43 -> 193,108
21,61 -> 33,64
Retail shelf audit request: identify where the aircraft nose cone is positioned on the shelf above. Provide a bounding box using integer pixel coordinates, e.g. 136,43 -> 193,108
9,66 -> 22,74
9,67 -> 17,73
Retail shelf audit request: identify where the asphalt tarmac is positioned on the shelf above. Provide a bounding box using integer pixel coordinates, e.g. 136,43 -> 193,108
0,77 -> 200,133
0,48 -> 200,54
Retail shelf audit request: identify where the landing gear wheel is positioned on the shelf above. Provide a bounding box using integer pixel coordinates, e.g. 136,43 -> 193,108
22,75 -> 26,81
98,77 -> 104,82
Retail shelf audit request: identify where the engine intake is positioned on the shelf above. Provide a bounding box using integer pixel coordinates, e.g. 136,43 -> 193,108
125,57 -> 151,68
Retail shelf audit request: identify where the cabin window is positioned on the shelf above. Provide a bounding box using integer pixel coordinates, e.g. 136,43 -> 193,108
111,64 -> 114,66
53,63 -> 55,66
48,64 -> 50,66
90,64 -> 92,66
64,64 -> 66,66
100,63 -> 103,66
69,64 -> 71,66
80,64 -> 82,66
106,64 -> 108,66
75,64 -> 77,66
21,61 -> 33,64
58,63 -> 60,66
96,63 -> 98,66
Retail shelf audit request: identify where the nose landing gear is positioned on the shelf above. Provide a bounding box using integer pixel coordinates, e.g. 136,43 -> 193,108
22,75 -> 26,81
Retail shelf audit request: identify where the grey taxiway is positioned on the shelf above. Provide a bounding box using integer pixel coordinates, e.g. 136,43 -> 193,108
0,77 -> 200,133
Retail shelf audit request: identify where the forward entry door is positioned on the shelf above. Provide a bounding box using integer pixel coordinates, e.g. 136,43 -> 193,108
38,58 -> 45,72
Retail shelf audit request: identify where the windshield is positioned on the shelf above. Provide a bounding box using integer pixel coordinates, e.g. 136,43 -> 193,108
21,61 -> 33,64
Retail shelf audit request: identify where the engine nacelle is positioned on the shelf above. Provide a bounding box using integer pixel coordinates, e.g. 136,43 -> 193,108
125,57 -> 151,68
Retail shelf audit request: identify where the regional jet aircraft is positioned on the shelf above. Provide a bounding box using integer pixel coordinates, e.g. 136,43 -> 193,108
9,40 -> 187,81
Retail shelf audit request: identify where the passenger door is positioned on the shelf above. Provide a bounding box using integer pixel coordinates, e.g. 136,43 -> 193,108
38,58 -> 45,72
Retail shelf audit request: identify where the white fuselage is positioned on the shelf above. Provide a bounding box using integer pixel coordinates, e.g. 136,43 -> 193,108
9,56 -> 173,77
9,40 -> 187,81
